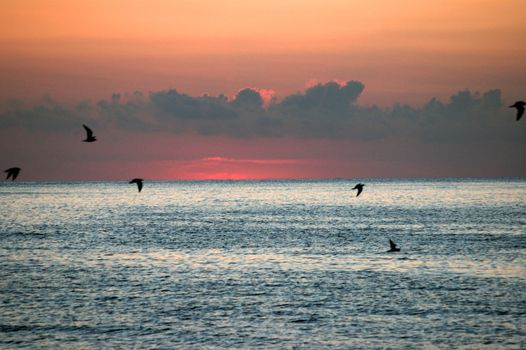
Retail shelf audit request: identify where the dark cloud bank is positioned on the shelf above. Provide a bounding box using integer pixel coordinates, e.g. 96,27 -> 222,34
0,80 -> 523,144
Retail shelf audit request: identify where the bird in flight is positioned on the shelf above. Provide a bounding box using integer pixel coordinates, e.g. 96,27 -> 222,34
510,101 -> 525,121
4,167 -> 21,181
388,239 -> 400,252
352,183 -> 365,197
82,124 -> 97,142
129,178 -> 144,192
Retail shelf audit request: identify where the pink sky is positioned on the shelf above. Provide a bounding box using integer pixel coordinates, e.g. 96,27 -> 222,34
0,1 -> 525,180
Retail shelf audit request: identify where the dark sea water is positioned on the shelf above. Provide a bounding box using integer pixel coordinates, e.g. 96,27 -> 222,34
1,179 -> 525,349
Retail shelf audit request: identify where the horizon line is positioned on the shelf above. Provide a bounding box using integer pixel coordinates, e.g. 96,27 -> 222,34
3,176 -> 526,183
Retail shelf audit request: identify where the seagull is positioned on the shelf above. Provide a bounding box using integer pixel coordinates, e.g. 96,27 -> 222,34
82,124 -> 97,142
510,101 -> 525,121
129,178 -> 143,192
388,239 -> 400,252
4,167 -> 21,181
352,183 -> 365,197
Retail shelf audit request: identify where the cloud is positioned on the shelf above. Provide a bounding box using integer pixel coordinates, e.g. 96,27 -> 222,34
150,89 -> 235,121
231,88 -> 264,109
0,97 -> 95,131
96,91 -> 156,131
280,80 -> 364,112
0,81 -> 522,145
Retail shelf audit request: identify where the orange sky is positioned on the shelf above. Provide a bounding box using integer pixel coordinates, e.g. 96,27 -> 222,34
1,0 -> 525,106
1,1 -> 525,180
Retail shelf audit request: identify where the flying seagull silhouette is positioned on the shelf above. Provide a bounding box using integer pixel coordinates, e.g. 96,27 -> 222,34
388,239 -> 400,252
129,178 -> 143,192
82,124 -> 97,142
4,167 -> 21,181
510,101 -> 525,121
352,183 -> 365,197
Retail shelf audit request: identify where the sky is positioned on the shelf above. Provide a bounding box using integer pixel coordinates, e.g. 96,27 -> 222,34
1,0 -> 525,180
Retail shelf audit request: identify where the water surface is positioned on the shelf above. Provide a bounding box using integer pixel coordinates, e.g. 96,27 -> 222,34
1,179 -> 525,348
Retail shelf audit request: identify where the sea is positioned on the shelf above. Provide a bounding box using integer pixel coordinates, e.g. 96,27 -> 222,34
0,179 -> 525,349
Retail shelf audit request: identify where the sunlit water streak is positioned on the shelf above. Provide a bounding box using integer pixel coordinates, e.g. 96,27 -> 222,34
0,179 -> 525,349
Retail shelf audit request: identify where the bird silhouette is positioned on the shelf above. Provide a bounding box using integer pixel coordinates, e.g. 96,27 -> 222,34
388,239 -> 400,252
4,167 -> 21,181
510,101 -> 525,121
82,124 -> 97,142
352,183 -> 365,197
129,178 -> 143,192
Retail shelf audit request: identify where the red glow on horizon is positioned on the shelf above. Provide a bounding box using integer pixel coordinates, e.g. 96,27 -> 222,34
195,172 -> 258,180
170,156 -> 321,180
201,157 -> 302,165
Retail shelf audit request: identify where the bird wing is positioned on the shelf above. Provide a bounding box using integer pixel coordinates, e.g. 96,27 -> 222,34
83,124 -> 94,137
356,187 -> 363,196
5,168 -> 19,181
389,240 -> 397,250
11,168 -> 20,181
129,179 -> 143,192
517,106 -> 524,121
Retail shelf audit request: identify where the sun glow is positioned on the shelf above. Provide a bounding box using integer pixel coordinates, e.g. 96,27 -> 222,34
176,157 -> 310,180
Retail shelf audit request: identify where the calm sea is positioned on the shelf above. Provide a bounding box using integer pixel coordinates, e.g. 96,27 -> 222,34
0,179 -> 525,349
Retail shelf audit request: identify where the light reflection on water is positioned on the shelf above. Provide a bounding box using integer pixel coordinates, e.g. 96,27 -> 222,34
10,248 -> 526,279
0,179 -> 525,349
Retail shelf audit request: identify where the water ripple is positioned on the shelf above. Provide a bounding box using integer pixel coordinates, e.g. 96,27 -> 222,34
0,179 -> 525,348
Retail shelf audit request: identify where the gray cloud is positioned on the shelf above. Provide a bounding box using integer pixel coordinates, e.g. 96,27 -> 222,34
96,91 -> 156,131
280,80 -> 364,112
231,88 -> 264,110
0,81 -> 522,144
150,89 -> 235,121
0,97 -> 94,131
